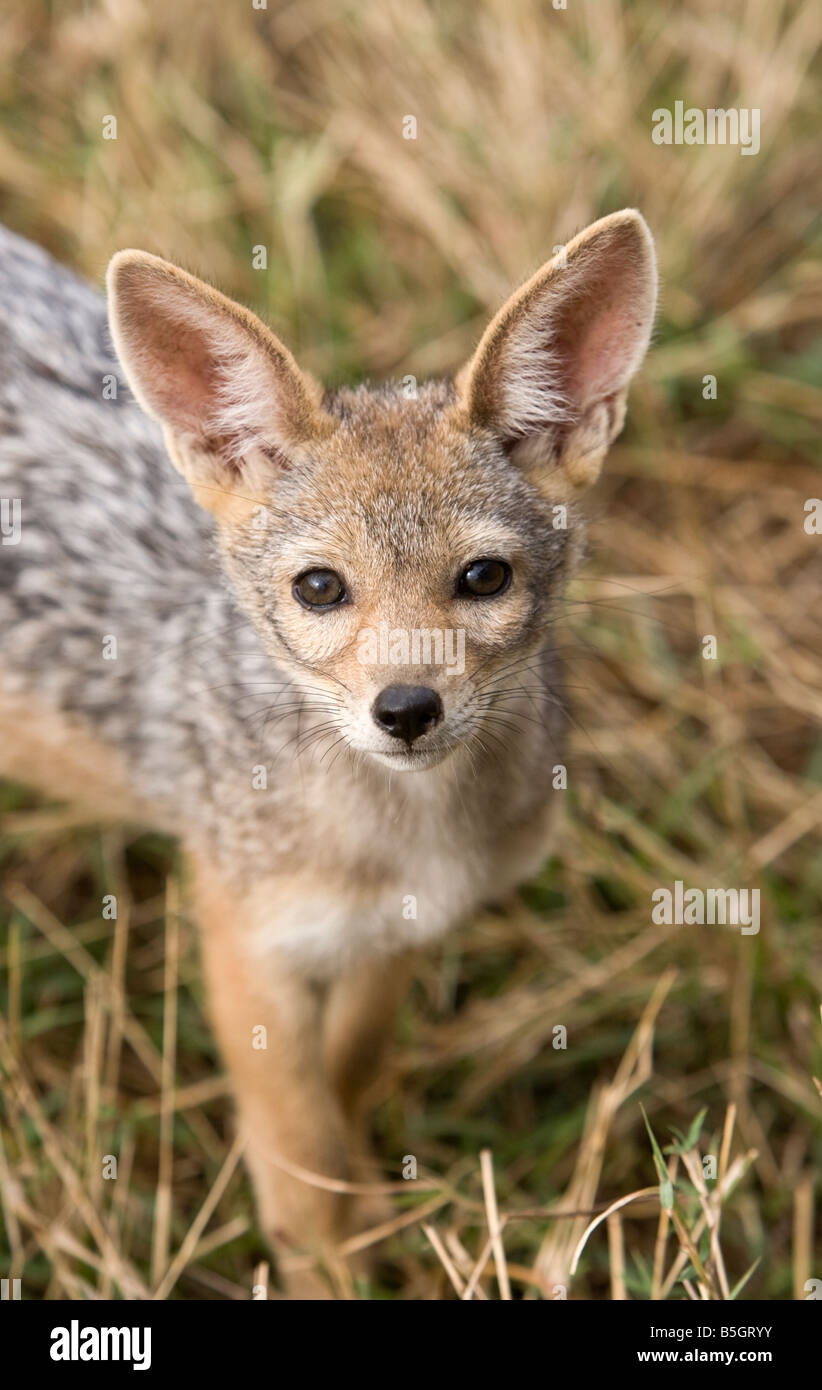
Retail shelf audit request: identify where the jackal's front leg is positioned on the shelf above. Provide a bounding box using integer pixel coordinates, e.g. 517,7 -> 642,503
324,951 -> 414,1121
191,861 -> 364,1295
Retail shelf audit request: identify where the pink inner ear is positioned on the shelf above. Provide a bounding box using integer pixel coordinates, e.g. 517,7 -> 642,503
123,293 -> 225,435
569,293 -> 646,405
111,254 -> 324,493
556,231 -> 653,408
472,216 -> 655,443
147,358 -> 215,430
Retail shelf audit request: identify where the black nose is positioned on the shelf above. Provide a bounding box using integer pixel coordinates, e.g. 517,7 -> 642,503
372,685 -> 443,744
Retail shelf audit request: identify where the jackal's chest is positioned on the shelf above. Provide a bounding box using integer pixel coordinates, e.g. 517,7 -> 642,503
241,785 -> 552,978
248,858 -> 482,975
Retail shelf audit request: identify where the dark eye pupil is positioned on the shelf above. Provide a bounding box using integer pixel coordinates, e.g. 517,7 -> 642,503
295,569 -> 345,607
460,559 -> 510,596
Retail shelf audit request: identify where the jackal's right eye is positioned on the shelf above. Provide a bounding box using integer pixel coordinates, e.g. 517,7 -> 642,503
293,568 -> 347,610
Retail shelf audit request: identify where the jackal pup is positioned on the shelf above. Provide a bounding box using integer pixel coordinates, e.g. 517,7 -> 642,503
0,210 -> 656,1295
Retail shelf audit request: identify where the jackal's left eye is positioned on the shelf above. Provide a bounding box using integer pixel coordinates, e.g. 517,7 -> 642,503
293,569 -> 347,609
457,558 -> 512,598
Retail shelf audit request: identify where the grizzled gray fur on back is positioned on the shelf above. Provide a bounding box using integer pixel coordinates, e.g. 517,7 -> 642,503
0,225 -> 283,842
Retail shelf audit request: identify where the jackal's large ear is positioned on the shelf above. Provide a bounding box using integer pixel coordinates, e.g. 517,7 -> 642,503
458,210 -> 657,490
107,251 -> 331,521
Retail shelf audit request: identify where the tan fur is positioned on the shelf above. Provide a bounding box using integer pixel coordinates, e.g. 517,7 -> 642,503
192,853 -> 404,1296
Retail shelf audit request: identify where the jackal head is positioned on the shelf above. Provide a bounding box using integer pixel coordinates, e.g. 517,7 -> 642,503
108,211 -> 656,772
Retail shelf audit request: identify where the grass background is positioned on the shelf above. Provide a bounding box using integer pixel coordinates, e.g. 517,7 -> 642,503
0,0 -> 820,1299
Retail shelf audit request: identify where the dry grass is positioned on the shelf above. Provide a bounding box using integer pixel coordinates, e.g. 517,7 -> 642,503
0,0 -> 821,1299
